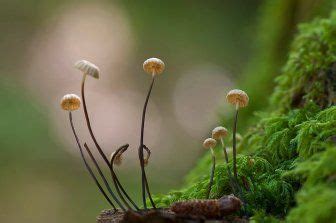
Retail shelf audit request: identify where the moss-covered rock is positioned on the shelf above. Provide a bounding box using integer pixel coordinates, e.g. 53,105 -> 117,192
153,9 -> 336,222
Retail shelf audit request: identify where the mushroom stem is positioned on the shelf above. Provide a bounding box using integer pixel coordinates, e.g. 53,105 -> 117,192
232,105 -> 239,181
220,138 -> 237,194
206,148 -> 216,199
220,138 -> 229,164
138,76 -> 156,209
110,144 -> 140,211
142,145 -> 156,208
81,74 -> 110,167
68,112 -> 116,211
83,143 -> 126,211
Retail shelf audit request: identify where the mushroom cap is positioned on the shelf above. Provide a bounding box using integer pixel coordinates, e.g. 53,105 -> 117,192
61,94 -> 81,111
203,138 -> 217,149
110,151 -> 123,166
143,58 -> 165,75
74,60 -> 100,79
212,126 -> 228,140
226,89 -> 249,108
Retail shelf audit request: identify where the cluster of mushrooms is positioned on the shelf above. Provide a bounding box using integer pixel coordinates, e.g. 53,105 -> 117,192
60,58 -> 248,221
203,89 -> 249,199
61,58 -> 164,212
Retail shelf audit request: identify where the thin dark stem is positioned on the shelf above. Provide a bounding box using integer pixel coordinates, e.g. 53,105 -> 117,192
220,138 -> 229,164
110,144 -> 139,211
220,139 -> 236,194
206,148 -> 216,199
142,145 -> 155,208
68,112 -> 116,211
81,75 -> 110,167
108,146 -> 132,210
138,76 -> 156,209
231,107 -> 245,203
233,108 -> 239,180
83,143 -> 126,211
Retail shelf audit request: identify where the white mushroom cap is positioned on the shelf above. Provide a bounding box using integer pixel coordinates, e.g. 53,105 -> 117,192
203,138 -> 217,149
61,94 -> 81,111
74,60 -> 100,79
226,89 -> 249,108
143,58 -> 165,76
212,126 -> 228,140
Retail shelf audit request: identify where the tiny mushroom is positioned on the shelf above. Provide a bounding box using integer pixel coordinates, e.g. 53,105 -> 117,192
143,58 -> 165,77
226,89 -> 249,109
203,138 -> 217,199
75,59 -> 100,79
203,138 -> 217,149
226,89 -> 249,181
212,126 -> 229,164
212,126 -> 228,140
138,57 -> 166,209
61,94 -> 81,111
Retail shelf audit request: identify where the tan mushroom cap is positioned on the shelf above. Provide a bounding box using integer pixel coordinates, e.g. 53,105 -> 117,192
226,89 -> 249,108
75,60 -> 100,79
143,58 -> 165,76
203,138 -> 217,149
61,94 -> 81,111
212,126 -> 228,140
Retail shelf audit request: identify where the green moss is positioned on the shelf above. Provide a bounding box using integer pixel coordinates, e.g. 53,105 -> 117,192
285,147 -> 336,223
153,9 -> 336,222
272,13 -> 336,111
236,0 -> 332,127
250,211 -> 282,223
287,184 -> 336,223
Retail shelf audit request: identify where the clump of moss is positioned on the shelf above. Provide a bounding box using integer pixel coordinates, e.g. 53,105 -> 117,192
287,184 -> 336,223
272,13 -> 336,111
236,0 -> 333,127
153,10 -> 336,222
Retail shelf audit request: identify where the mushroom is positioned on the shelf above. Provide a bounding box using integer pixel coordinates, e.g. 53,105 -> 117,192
226,89 -> 249,180
212,126 -> 229,163
74,60 -> 110,166
138,58 -> 165,209
61,93 -> 118,211
203,138 -> 217,199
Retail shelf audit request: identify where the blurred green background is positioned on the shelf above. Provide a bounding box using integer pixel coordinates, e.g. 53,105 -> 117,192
0,0 -> 329,222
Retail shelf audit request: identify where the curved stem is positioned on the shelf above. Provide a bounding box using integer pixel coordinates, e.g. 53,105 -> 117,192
138,76 -> 156,209
142,145 -> 156,208
232,107 -> 239,180
142,144 -> 151,165
68,112 -> 116,211
206,148 -> 216,199
111,144 -> 139,210
83,143 -> 126,211
81,75 -> 110,167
